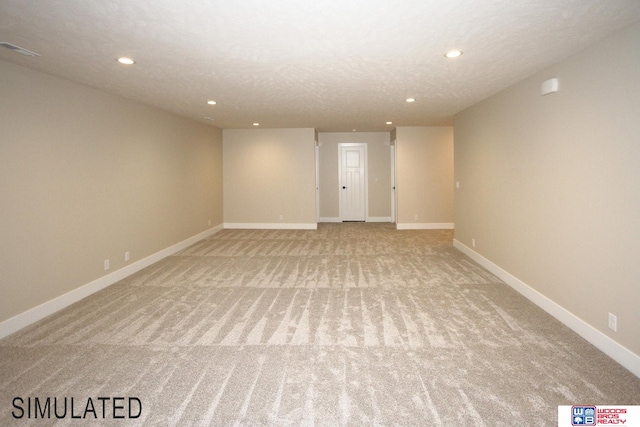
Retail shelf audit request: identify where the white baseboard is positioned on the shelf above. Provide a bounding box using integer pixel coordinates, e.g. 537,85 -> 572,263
453,239 -> 640,378
0,224 -> 224,340
224,223 -> 317,230
318,217 -> 341,223
397,222 -> 454,230
319,217 -> 392,223
367,217 -> 392,223
318,216 -> 391,222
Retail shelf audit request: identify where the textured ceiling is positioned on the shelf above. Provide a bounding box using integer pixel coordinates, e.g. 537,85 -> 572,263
1,0 -> 640,131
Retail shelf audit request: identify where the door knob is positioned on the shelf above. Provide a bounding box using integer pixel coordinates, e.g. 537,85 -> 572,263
342,186 -> 347,189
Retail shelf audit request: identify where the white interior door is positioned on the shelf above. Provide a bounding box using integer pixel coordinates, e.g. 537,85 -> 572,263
339,143 -> 367,221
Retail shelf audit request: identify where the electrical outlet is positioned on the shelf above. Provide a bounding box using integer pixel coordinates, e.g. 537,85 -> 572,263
414,214 -> 418,221
208,219 -> 211,227
472,238 -> 476,248
279,214 -> 283,221
125,251 -> 130,262
608,313 -> 617,332
104,259 -> 110,271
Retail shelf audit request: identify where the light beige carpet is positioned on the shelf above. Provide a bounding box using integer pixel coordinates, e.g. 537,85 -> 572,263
1,223 -> 638,425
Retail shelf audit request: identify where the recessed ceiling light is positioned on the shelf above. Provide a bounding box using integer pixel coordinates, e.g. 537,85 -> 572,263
253,123 -> 260,126
405,98 -> 415,103
207,100 -> 217,105
117,57 -> 135,65
386,121 -> 393,125
444,50 -> 463,58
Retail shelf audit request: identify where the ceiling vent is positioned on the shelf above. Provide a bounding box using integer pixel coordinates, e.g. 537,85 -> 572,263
0,42 -> 40,57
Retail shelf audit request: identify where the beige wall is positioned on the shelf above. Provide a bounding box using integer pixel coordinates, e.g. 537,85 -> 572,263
0,60 -> 223,324
396,127 -> 454,226
454,22 -> 640,356
223,128 -> 316,226
318,132 -> 392,220
318,134 -> 340,219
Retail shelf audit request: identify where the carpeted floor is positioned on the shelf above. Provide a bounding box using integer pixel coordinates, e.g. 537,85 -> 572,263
1,223 -> 639,425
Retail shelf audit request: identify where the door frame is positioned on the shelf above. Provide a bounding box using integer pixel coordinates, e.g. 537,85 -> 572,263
390,142 -> 396,223
338,142 -> 368,222
315,142 -> 320,222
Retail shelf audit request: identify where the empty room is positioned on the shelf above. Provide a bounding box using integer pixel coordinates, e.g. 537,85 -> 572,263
1,1 -> 639,425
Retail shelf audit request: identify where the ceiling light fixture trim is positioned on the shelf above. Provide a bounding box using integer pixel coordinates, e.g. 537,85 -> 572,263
444,49 -> 463,58
117,57 -> 135,65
